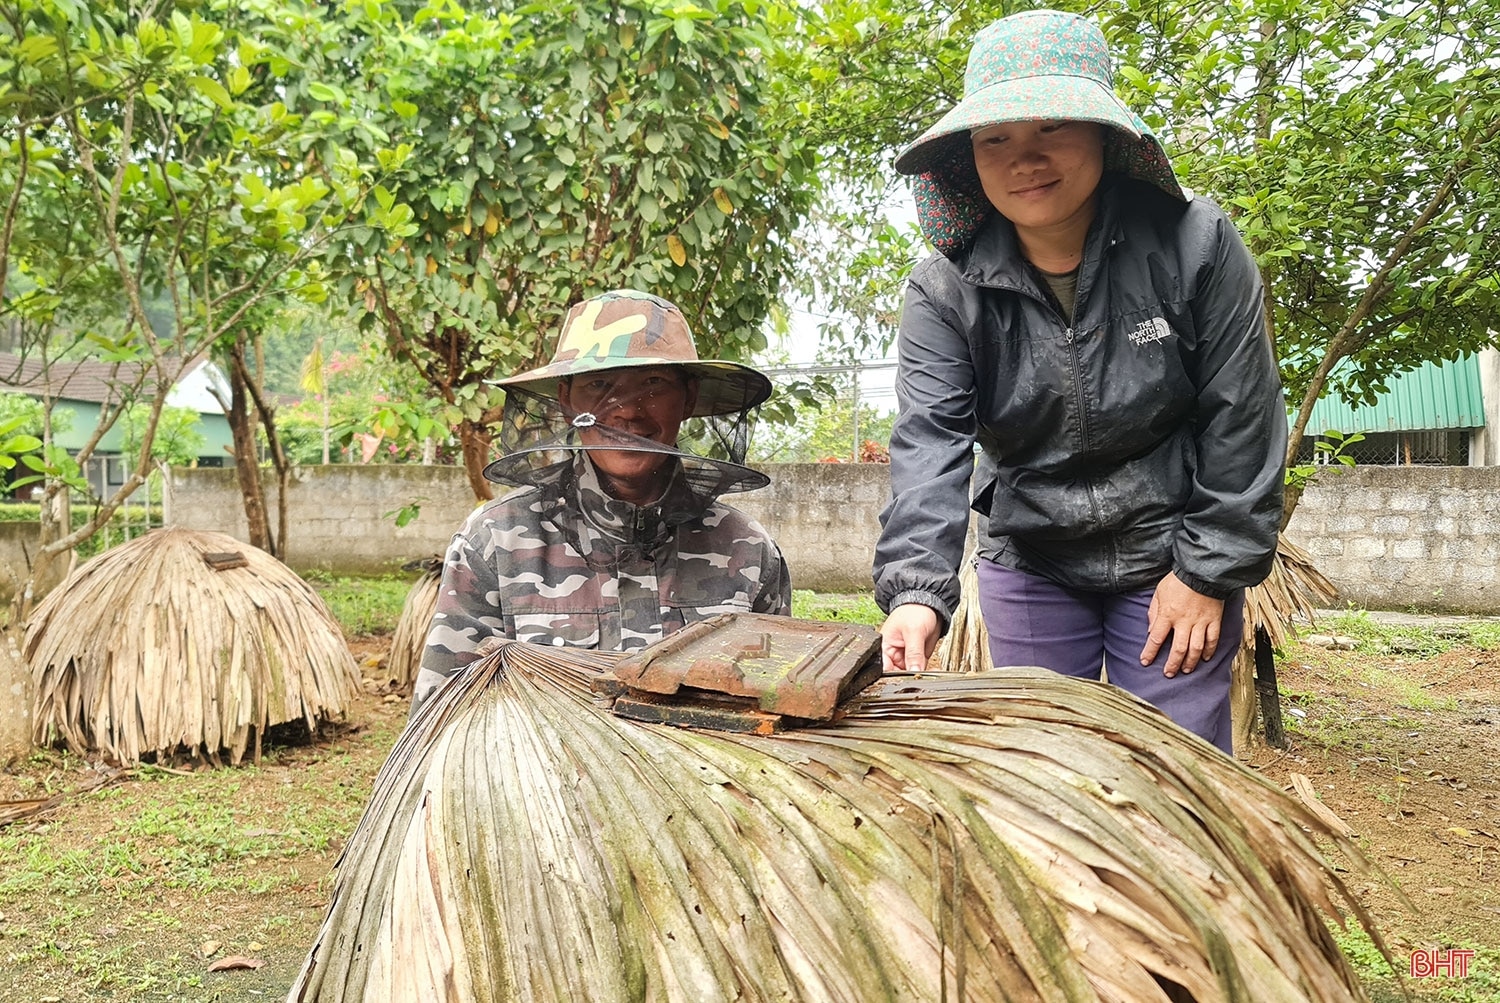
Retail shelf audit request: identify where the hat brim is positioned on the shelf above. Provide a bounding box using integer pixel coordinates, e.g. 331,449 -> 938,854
482,446 -> 770,494
894,74 -> 1142,176
492,358 -> 772,418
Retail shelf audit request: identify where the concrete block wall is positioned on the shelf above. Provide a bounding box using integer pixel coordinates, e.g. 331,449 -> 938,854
0,522 -> 69,603
731,463 -> 891,593
158,462 -> 1500,613
0,522 -> 40,602
1285,465 -> 1500,612
165,465 -> 482,575
163,462 -> 895,590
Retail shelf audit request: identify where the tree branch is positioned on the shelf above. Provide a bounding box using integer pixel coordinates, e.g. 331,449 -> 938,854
1286,115 -> 1500,471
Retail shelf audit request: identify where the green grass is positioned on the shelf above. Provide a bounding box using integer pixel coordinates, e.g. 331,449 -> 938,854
304,572 -> 417,636
1334,924 -> 1500,1002
303,578 -> 889,638
0,722 -> 400,1001
0,771 -> 368,905
792,589 -> 884,626
1317,608 -> 1500,658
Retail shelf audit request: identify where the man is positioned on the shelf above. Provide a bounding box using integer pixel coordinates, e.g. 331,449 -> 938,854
412,290 -> 789,713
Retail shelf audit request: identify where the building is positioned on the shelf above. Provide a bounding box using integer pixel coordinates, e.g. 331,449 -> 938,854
0,352 -> 234,501
1297,348 -> 1498,467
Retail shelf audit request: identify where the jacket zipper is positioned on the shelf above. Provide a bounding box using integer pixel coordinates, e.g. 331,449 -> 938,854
1063,325 -> 1091,457
1063,323 -> 1105,579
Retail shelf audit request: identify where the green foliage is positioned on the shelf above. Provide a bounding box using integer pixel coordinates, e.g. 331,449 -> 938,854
1100,0 -> 1500,451
121,404 -> 206,469
1333,924 -> 1500,1003
0,0 -> 413,568
785,0 -> 1500,503
0,411 -> 42,474
257,300 -> 368,398
1285,428 -> 1365,492
276,341 -> 454,465
300,0 -> 818,491
387,502 -> 422,529
753,377 -> 895,462
0,392 -> 70,439
9,443 -> 90,496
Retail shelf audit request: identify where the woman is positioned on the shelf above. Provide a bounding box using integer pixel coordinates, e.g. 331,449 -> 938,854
872,10 -> 1286,754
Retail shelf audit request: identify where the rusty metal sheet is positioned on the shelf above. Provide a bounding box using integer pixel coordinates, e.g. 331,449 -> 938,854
609,612 -> 881,721
611,692 -> 784,735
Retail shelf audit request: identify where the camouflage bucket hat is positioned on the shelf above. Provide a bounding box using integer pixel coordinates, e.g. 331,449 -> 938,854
493,290 -> 772,418
484,290 -> 770,498
894,9 -> 1186,256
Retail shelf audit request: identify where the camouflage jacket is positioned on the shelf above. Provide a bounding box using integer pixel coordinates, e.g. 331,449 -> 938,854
413,456 -> 791,712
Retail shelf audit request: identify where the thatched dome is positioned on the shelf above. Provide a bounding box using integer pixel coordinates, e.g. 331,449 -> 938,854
26,527 -> 360,766
386,562 -> 441,690
291,640 -> 1387,1003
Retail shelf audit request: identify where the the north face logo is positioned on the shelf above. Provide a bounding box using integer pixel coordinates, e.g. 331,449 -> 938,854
1129,317 -> 1173,346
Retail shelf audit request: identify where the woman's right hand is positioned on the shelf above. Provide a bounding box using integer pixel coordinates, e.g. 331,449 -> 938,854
880,603 -> 941,672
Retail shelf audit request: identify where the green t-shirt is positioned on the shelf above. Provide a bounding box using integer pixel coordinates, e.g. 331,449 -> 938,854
1036,266 -> 1079,324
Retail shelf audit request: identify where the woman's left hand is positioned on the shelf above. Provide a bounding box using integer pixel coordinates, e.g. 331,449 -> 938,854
1140,573 -> 1225,677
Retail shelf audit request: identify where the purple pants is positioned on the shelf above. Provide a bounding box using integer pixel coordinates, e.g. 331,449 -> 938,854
976,559 -> 1243,754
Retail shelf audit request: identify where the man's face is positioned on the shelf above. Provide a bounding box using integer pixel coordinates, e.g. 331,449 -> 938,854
558,366 -> 698,500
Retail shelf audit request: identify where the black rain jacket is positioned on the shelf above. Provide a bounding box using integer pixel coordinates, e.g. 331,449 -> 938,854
874,177 -> 1286,625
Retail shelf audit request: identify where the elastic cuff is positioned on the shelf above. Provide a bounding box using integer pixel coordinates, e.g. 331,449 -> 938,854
1172,568 -> 1235,601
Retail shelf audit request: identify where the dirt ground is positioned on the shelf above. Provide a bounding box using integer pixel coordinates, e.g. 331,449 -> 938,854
1246,622 -> 1500,1001
1,627 -> 1498,1002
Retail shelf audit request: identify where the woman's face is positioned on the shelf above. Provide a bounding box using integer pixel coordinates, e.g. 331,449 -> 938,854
558,366 -> 698,503
970,120 -> 1106,240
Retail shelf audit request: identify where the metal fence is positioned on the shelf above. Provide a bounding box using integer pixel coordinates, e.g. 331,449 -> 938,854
1296,429 -> 1471,467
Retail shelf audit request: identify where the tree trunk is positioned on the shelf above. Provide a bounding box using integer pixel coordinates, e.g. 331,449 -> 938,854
459,420 -> 495,502
0,623 -> 32,767
238,335 -> 292,562
227,345 -> 275,553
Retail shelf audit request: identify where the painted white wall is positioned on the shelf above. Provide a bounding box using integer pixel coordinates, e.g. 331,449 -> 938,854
165,359 -> 230,415
1469,347 -> 1500,467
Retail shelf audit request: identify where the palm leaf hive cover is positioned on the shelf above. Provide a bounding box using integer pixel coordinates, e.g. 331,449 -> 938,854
26,527 -> 359,766
291,615 -> 1389,1003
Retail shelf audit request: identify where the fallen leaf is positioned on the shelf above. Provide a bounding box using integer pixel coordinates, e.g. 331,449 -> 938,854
200,939 -> 222,958
208,955 -> 266,972
1423,887 -> 1456,896
248,941 -> 265,952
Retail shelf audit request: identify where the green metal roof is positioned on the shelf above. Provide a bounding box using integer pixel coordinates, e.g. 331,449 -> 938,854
1302,355 -> 1485,433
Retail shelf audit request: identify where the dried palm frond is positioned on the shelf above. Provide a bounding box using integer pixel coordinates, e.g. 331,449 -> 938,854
292,639 -> 1387,1003
1243,534 -> 1339,651
25,528 -> 360,766
386,562 -> 442,690
930,558 -> 994,674
0,766 -> 127,827
1231,534 -> 1341,752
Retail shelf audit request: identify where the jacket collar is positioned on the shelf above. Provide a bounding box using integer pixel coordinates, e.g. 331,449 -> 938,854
955,174 -> 1129,299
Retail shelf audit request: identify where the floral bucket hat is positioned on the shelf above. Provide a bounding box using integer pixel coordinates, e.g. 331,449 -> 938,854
484,290 -> 771,499
895,9 -> 1187,257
